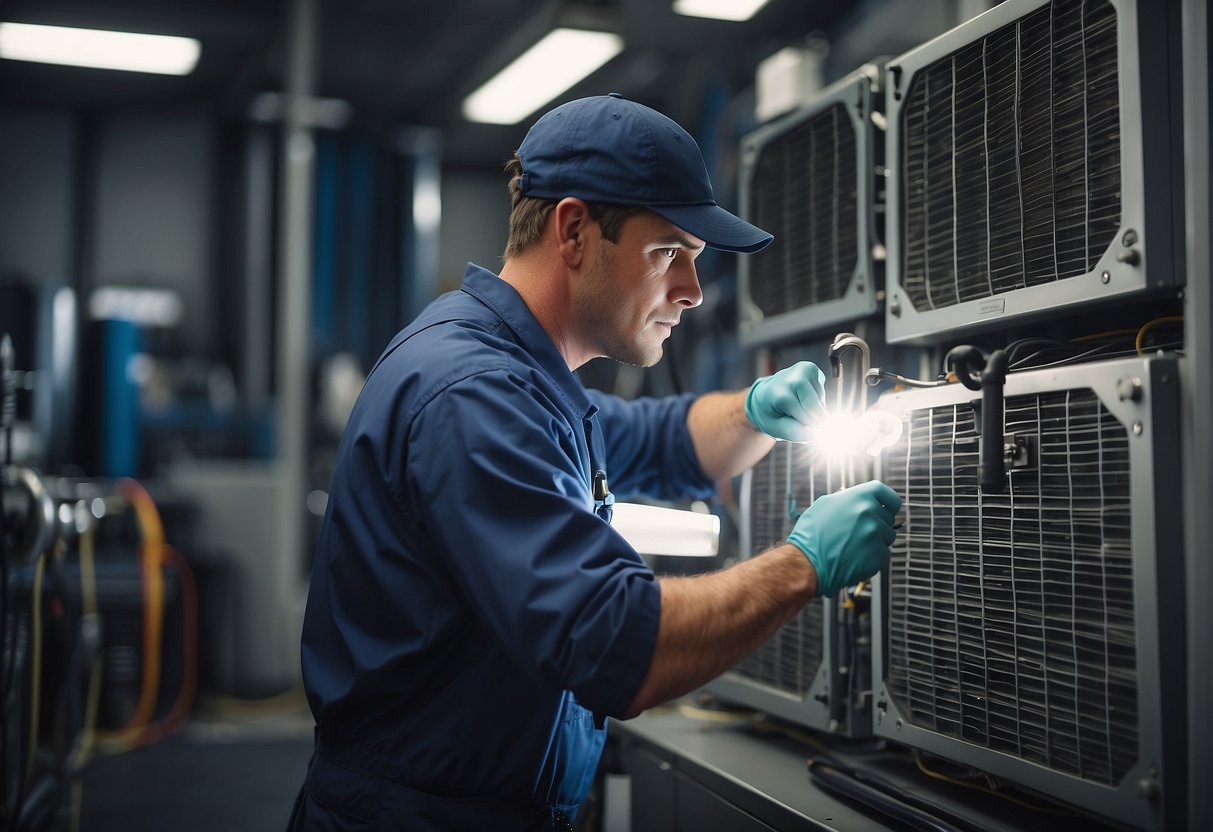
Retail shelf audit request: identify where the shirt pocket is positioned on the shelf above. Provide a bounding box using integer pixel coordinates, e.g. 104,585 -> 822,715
538,697 -> 607,812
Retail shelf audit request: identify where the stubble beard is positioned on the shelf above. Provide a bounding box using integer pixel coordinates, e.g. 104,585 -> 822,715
577,243 -> 664,368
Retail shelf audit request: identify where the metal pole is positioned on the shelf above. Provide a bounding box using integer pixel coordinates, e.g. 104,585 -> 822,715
275,0 -> 316,646
1181,0 -> 1212,828
398,127 -> 442,323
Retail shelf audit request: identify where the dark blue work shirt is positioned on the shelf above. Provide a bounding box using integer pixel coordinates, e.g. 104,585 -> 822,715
293,264 -> 716,830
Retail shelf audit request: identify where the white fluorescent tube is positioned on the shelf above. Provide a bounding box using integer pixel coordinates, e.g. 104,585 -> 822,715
0,22 -> 200,75
611,502 -> 720,558
463,28 -> 623,125
673,0 -> 772,22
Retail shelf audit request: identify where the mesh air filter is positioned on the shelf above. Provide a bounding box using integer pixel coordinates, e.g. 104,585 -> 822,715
882,388 -> 1137,786
731,440 -> 825,697
900,0 -> 1121,312
748,104 -> 859,316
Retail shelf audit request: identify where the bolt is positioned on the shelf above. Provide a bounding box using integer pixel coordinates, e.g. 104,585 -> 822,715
895,719 -> 903,731
1101,271 -> 1112,284
1117,248 -> 1141,266
828,718 -> 840,733
1136,778 -> 1160,801
890,298 -> 902,317
1122,229 -> 1138,246
1133,421 -> 1144,436
1117,377 -> 1144,402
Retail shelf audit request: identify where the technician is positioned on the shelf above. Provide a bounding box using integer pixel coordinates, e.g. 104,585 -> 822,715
288,93 -> 900,831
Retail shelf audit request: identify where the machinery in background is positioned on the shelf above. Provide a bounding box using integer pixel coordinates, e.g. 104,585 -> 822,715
2,333 -> 198,831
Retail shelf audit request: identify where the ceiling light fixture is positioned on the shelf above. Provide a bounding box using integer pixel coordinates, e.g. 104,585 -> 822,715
462,27 -> 623,125
673,0 -> 772,22
0,22 -> 200,75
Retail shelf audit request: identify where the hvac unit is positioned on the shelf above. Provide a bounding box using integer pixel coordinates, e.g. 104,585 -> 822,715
871,355 -> 1184,830
737,68 -> 882,348
706,397 -> 874,736
884,0 -> 1183,343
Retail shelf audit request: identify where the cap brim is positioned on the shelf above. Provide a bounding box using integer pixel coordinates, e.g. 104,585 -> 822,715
649,203 -> 773,254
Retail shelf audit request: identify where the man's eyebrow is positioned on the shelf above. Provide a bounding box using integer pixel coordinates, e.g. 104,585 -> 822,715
662,233 -> 705,252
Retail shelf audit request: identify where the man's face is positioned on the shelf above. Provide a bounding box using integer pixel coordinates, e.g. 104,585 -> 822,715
574,211 -> 705,368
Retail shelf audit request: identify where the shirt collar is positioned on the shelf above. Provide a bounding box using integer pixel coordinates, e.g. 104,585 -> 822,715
460,263 -> 597,419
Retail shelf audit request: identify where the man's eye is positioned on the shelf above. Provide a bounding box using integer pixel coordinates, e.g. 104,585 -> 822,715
659,248 -> 678,259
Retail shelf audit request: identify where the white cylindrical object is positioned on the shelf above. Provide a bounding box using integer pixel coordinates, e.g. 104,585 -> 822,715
611,502 -> 719,557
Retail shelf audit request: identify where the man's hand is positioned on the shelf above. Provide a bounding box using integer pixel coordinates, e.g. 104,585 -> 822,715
787,480 -> 901,597
744,361 -> 827,441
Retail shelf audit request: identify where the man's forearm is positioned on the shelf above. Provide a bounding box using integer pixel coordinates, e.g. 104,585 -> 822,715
624,544 -> 817,717
687,390 -> 775,480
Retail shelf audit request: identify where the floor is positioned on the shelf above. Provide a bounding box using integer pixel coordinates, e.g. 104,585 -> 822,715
77,688 -> 315,832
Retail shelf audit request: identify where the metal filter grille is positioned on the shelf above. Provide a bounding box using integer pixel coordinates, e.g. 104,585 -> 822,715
734,441 -> 828,696
748,104 -> 859,317
882,389 -> 1138,786
900,0 -> 1121,311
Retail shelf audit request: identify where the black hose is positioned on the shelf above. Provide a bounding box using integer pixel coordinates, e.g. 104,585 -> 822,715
978,350 -> 1008,495
808,760 -> 972,832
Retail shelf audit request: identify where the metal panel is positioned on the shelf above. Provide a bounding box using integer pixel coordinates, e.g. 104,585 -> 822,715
884,0 -> 1183,343
871,355 -> 1182,830
706,396 -> 873,736
738,69 -> 882,347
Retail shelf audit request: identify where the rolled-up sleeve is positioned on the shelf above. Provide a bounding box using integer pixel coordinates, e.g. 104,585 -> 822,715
404,370 -> 660,718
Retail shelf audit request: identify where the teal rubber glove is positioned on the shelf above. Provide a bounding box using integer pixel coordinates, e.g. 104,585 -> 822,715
787,480 -> 902,597
744,361 -> 828,441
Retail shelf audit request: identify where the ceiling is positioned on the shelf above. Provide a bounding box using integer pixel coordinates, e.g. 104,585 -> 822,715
0,0 -> 858,170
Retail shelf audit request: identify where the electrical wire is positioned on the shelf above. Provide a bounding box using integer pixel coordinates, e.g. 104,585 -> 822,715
67,514 -> 102,832
1135,316 -> 1184,355
23,552 -> 46,791
912,751 -> 1079,816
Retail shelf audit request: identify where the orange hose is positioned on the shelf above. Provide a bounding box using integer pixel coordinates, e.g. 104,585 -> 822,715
135,545 -> 197,745
114,478 -> 165,738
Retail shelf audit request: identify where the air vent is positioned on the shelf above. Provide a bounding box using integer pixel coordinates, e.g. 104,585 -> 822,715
902,0 -> 1119,310
885,0 -> 1182,342
749,105 -> 858,314
872,356 -> 1183,830
730,441 -> 825,698
738,70 -> 880,347
885,390 -> 1136,785
705,426 -> 872,736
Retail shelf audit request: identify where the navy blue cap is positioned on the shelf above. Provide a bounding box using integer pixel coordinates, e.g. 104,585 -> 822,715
516,93 -> 774,254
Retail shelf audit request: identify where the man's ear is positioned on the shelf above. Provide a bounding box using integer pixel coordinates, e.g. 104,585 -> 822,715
554,198 -> 589,268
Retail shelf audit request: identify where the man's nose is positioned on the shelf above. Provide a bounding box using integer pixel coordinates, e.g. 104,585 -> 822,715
671,256 -> 703,308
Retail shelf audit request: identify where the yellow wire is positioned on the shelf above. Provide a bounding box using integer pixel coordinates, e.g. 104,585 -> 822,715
69,520 -> 103,773
25,550 -> 47,787
1072,327 -> 1140,342
1135,316 -> 1184,355
913,751 -> 1078,816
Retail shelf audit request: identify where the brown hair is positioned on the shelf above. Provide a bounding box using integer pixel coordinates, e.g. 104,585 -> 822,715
502,155 -> 644,260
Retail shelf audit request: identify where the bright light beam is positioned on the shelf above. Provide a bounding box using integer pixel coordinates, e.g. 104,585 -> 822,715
802,410 -> 903,461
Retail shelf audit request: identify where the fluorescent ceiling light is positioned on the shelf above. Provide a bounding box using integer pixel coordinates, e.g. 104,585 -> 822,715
463,27 -> 623,125
673,0 -> 772,22
0,22 -> 200,75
